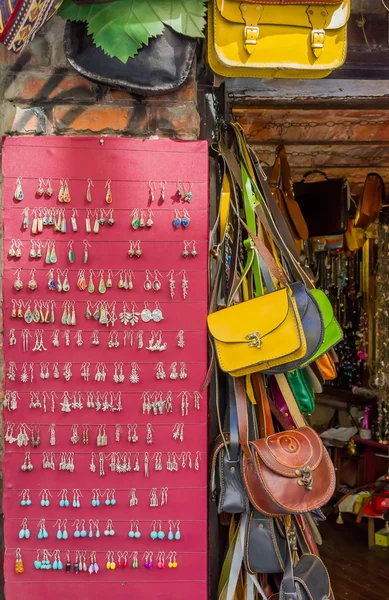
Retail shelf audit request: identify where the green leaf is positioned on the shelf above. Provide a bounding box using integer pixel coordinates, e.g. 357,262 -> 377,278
149,0 -> 207,38
58,0 -> 206,63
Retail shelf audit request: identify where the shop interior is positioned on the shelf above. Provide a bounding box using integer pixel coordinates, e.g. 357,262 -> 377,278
219,100 -> 389,599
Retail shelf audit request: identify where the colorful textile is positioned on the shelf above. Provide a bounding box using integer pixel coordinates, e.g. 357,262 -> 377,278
0,0 -> 63,53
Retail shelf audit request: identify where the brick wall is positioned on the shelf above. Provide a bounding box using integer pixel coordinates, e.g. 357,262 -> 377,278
0,17 -> 201,139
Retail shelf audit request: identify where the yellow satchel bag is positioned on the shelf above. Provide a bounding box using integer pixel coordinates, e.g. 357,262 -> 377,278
208,0 -> 350,79
207,287 -> 306,377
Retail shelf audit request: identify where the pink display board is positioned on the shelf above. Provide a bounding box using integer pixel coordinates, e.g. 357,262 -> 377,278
2,137 -> 209,600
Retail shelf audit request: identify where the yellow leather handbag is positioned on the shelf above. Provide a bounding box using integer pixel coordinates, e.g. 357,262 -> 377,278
208,0 -> 350,79
207,287 -> 306,377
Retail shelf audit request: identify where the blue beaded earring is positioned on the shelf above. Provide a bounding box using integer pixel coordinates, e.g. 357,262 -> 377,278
20,489 -> 32,507
181,210 -> 190,228
59,489 -> 70,508
91,489 -> 101,507
18,518 -> 30,540
39,489 -> 51,507
150,520 -> 158,540
172,210 -> 181,229
37,519 -> 48,540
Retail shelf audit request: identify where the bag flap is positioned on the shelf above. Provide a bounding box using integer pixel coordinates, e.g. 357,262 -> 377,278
216,0 -> 349,30
250,427 -> 323,477
207,288 -> 291,345
310,289 -> 333,329
293,554 -> 331,599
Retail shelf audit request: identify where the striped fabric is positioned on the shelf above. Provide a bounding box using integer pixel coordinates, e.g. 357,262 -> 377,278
0,0 -> 63,53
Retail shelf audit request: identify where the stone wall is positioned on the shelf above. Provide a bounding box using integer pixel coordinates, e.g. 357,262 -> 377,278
0,17 -> 201,139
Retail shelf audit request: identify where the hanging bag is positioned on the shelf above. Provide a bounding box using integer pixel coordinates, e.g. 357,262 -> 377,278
294,170 -> 350,236
211,376 -> 250,514
236,375 -> 335,517
208,0 -> 350,79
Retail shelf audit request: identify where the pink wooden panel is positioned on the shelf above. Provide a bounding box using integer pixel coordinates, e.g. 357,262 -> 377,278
2,136 -> 209,600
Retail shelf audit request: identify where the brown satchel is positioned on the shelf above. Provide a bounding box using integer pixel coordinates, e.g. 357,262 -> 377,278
270,145 -> 309,252
235,374 -> 335,517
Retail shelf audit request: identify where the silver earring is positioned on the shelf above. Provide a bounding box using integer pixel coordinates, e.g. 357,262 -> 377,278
177,330 -> 185,348
170,362 -> 178,380
155,362 -> 166,380
146,424 -> 154,445
129,363 -> 140,384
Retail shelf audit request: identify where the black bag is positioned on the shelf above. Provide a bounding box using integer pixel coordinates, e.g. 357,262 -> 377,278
275,553 -> 334,600
294,170 -> 350,236
64,20 -> 196,96
244,509 -> 287,574
211,376 -> 249,515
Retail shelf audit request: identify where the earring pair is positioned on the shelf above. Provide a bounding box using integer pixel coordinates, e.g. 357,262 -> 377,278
182,240 -> 197,257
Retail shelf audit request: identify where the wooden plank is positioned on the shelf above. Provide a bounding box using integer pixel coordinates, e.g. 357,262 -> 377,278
233,108 -> 389,143
226,79 -> 389,105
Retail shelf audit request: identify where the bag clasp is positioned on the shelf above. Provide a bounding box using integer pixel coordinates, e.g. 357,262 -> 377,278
245,331 -> 262,349
295,465 -> 313,490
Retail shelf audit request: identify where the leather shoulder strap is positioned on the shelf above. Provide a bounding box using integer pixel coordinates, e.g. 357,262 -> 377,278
251,372 -> 275,437
234,376 -> 250,457
227,375 -> 240,463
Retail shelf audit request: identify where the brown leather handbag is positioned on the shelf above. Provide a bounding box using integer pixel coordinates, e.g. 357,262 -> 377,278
236,375 -> 335,517
270,145 -> 309,252
355,172 -> 385,230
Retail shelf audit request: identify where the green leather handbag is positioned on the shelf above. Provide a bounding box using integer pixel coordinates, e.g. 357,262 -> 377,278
302,289 -> 343,365
286,369 -> 315,414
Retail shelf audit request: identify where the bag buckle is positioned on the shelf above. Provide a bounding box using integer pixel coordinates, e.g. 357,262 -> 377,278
310,28 -> 325,51
295,466 -> 313,490
244,25 -> 260,46
246,331 -> 262,349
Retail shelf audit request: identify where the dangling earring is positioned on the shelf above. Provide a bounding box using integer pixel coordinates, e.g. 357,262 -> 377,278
144,270 -> 152,291
182,241 -> 190,258
36,178 -> 45,197
172,210 -> 181,229
8,239 -> 16,258
135,241 -> 142,258
105,180 -> 112,204
131,209 -> 140,230
68,241 -> 75,264
181,209 -> 190,228
128,241 -> 135,257
129,363 -> 140,384
83,240 -> 91,264
149,181 -> 156,203
160,180 -> 167,202
63,179 -> 71,203
45,179 -> 53,197
153,270 -> 162,292
14,177 -> 24,201
146,210 -> 154,228
139,209 -> 146,228
191,241 -> 197,257
86,179 -> 94,203
28,269 -> 38,291
14,269 -> 23,291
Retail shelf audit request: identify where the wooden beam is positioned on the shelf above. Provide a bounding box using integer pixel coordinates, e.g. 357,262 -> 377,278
250,144 -> 389,168
233,108 -> 389,143
227,80 -> 389,107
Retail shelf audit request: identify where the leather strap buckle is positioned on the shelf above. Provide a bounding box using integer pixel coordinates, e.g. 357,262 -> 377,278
310,28 -> 325,50
244,25 -> 260,45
